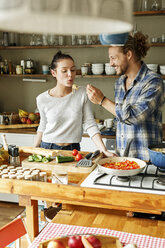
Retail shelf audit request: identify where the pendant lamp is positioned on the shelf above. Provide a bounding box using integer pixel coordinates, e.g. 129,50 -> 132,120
0,0 -> 133,35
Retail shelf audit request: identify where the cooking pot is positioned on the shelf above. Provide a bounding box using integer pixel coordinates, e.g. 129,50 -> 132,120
148,143 -> 165,170
97,157 -> 146,177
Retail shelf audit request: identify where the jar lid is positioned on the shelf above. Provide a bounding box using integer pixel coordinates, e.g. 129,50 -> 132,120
54,170 -> 67,176
11,147 -> 19,157
2,174 -> 9,179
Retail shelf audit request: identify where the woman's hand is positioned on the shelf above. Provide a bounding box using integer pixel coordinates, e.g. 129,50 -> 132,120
102,150 -> 118,157
86,84 -> 104,105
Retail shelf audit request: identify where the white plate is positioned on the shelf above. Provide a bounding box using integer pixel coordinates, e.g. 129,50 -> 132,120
97,157 -> 146,176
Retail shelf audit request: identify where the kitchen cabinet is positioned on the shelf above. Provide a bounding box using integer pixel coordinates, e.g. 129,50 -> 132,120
0,132 -> 36,147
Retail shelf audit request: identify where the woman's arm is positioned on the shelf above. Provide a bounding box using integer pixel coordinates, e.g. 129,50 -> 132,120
92,133 -> 117,157
34,131 -> 43,147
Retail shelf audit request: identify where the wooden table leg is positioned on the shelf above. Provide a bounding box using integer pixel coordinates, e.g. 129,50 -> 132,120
19,195 -> 39,241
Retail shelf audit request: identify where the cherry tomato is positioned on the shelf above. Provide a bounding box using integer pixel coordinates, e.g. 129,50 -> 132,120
75,153 -> 83,161
72,149 -> 78,156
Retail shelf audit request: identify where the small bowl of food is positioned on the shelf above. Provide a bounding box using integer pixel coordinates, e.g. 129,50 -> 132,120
148,143 -> 165,170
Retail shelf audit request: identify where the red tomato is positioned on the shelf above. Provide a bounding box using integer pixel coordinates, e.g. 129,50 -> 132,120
75,153 -> 83,161
72,149 -> 78,156
87,236 -> 101,248
68,236 -> 83,248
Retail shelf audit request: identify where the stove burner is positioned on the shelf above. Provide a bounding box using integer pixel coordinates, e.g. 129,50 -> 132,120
156,177 -> 165,186
116,176 -> 129,182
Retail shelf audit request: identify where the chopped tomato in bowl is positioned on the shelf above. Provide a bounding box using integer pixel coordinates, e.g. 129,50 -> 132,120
97,157 -> 146,176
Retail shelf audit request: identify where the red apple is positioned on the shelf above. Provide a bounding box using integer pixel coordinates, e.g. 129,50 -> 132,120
35,112 -> 40,120
87,236 -> 101,248
68,236 -> 84,248
20,117 -> 27,124
47,240 -> 66,248
26,118 -> 32,124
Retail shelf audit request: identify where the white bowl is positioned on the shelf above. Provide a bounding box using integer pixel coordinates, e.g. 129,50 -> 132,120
160,69 -> 165,75
92,68 -> 104,75
160,65 -> 165,69
105,67 -> 116,75
92,63 -> 104,67
97,157 -> 146,176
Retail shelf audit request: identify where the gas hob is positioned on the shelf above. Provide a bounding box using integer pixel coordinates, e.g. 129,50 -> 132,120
81,164 -> 165,195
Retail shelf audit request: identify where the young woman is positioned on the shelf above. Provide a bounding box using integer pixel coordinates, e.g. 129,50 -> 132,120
35,51 -> 114,157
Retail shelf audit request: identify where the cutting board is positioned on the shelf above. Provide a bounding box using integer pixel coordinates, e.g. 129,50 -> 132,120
39,234 -> 123,248
0,123 -> 39,129
22,151 -> 103,173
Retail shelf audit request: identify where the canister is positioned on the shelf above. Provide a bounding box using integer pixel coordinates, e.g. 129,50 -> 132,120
16,65 -> 23,75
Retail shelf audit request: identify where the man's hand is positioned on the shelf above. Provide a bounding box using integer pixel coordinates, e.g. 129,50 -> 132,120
86,84 -> 104,105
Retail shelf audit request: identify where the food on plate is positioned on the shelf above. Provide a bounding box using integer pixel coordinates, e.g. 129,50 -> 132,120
19,146 -> 57,157
75,153 -> 83,161
56,155 -> 74,163
102,160 -> 140,170
72,149 -> 78,156
68,235 -> 84,248
47,240 -> 66,248
28,154 -> 52,163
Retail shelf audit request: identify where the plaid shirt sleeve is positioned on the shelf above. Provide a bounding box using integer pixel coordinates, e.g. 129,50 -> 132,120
115,66 -> 165,125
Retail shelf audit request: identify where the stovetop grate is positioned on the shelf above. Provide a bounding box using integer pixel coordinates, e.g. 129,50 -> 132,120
94,164 -> 165,192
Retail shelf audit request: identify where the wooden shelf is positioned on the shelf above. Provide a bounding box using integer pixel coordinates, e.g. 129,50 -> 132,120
0,44 -> 106,50
134,10 -> 165,16
0,74 -> 165,79
0,74 -> 118,78
0,43 -> 165,49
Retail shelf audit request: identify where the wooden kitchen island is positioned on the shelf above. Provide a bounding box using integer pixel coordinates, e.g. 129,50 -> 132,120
0,152 -> 165,241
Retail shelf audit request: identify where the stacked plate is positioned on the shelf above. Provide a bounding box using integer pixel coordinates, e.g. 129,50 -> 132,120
105,63 -> 116,75
146,64 -> 158,72
91,63 -> 104,75
160,65 -> 165,75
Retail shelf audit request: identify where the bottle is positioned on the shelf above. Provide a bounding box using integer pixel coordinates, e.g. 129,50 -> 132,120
3,32 -> 9,46
141,0 -> 148,11
3,59 -> 9,74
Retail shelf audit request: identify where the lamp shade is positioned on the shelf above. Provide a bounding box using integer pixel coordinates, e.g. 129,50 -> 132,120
0,0 -> 133,35
99,32 -> 129,46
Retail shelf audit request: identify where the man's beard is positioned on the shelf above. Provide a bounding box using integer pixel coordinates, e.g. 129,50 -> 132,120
117,63 -> 128,76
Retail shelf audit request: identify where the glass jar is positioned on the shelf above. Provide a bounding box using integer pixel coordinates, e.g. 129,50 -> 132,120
39,172 -> 47,182
52,171 -> 68,184
16,65 -> 23,75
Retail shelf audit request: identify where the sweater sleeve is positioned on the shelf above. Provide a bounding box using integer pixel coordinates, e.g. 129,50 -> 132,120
36,95 -> 47,133
82,92 -> 100,138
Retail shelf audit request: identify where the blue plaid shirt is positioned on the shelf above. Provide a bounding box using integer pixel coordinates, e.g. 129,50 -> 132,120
115,62 -> 165,160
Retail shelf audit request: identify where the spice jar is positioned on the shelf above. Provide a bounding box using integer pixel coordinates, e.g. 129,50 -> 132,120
16,65 -> 23,75
39,172 -> 47,182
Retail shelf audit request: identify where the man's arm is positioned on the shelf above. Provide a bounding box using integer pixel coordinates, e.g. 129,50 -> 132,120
86,84 -> 116,116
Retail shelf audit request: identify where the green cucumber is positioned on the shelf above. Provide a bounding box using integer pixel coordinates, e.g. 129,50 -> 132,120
28,155 -> 34,162
56,156 -> 74,163
34,155 -> 43,162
